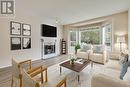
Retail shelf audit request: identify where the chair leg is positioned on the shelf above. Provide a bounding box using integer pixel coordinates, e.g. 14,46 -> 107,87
45,69 -> 48,82
64,80 -> 67,87
11,78 -> 13,87
41,67 -> 43,83
19,74 -> 23,87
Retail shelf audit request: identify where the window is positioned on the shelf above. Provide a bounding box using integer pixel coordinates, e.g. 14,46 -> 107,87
102,24 -> 112,51
70,31 -> 77,46
80,27 -> 101,44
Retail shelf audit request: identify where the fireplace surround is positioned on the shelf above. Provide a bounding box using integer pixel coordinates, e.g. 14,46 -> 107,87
41,39 -> 57,59
44,45 -> 55,55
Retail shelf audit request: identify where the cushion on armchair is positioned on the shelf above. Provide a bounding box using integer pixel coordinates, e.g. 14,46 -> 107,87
93,45 -> 104,54
80,44 -> 91,52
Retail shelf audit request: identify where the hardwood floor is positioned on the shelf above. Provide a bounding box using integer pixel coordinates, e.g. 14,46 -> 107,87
0,55 -> 68,87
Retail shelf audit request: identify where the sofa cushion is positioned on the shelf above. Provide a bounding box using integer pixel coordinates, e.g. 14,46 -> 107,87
119,52 -> 129,64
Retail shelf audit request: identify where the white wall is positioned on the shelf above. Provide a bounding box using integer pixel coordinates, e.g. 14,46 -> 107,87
0,15 -> 63,68
128,7 -> 130,50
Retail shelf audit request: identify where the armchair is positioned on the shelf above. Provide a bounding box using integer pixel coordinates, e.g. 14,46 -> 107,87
89,45 -> 107,64
11,58 -> 47,87
76,44 -> 92,59
22,69 -> 67,87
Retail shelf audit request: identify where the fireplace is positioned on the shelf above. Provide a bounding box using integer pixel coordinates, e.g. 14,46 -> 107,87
44,45 -> 55,55
41,39 -> 57,59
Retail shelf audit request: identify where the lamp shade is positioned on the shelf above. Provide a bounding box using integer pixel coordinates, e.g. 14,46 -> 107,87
117,36 -> 125,43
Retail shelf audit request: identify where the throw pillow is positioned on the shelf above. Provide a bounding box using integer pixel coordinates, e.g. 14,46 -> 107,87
119,52 -> 129,65
93,46 -> 103,54
80,45 -> 91,52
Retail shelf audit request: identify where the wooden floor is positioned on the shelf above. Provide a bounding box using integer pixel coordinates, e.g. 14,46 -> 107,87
0,55 -> 68,87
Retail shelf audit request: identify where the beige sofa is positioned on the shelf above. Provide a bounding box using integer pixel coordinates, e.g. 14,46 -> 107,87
92,62 -> 130,87
91,73 -> 130,87
89,45 -> 107,64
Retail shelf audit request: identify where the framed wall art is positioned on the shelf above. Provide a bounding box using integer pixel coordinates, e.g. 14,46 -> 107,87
11,37 -> 21,50
22,24 -> 31,36
22,37 -> 31,49
10,21 -> 21,35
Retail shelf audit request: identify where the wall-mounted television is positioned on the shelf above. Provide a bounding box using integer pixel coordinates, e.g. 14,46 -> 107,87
41,24 -> 57,37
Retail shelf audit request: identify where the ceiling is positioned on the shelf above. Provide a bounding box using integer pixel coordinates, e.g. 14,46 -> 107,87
16,0 -> 130,25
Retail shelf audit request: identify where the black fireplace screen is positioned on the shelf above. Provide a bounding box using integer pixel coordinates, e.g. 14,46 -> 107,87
44,45 -> 55,55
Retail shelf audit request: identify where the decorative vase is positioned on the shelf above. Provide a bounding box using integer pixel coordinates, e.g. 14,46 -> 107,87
70,60 -> 75,65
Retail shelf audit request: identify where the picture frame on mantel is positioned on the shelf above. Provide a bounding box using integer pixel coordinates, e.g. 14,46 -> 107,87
11,37 -> 21,50
22,37 -> 31,49
10,21 -> 21,36
22,24 -> 31,36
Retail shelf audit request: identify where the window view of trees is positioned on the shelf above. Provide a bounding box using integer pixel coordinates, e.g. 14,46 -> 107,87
81,28 -> 101,44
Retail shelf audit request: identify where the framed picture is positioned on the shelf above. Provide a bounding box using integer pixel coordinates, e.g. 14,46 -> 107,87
10,21 -> 21,35
22,24 -> 31,36
11,37 -> 21,50
22,37 -> 31,49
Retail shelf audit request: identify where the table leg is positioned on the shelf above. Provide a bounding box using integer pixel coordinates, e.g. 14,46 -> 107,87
91,61 -> 93,68
78,74 -> 80,83
60,66 -> 62,75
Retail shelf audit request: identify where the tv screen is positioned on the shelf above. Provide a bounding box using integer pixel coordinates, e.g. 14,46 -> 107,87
41,24 -> 57,37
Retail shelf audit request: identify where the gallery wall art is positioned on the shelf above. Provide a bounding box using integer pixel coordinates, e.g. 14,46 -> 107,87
10,21 -> 21,35
22,24 -> 31,36
10,21 -> 31,50
11,37 -> 21,50
22,37 -> 31,49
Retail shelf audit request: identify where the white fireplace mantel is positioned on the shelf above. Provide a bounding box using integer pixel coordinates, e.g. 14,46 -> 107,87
41,37 -> 57,59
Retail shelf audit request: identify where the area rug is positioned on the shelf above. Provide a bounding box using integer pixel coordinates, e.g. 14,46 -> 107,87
46,62 -> 120,87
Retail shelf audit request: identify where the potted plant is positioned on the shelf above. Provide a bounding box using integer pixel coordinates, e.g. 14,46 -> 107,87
70,55 -> 76,65
75,44 -> 81,54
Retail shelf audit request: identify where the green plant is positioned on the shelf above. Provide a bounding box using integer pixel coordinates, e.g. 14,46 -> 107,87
75,44 -> 80,54
75,44 -> 80,50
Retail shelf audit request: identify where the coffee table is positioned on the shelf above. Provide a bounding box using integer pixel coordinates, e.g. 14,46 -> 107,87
60,59 -> 92,83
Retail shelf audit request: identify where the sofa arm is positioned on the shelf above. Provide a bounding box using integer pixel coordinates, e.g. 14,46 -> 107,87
91,74 -> 130,87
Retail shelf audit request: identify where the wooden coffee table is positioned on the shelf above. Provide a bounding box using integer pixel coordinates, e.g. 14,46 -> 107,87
60,59 -> 92,83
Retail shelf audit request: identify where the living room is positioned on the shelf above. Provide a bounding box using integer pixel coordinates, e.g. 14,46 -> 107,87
0,0 -> 130,87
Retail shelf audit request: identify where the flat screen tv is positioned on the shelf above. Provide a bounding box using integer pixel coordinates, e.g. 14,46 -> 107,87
41,24 -> 57,37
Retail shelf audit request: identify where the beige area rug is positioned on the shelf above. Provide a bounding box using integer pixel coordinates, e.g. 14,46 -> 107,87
45,62 -> 120,87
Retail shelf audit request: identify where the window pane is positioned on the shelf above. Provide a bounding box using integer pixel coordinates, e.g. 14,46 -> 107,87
103,24 -> 112,51
70,32 -> 76,41
70,41 -> 76,46
105,27 -> 111,46
81,28 -> 101,44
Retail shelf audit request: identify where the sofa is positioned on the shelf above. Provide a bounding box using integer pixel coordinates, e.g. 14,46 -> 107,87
89,45 -> 107,64
91,73 -> 130,87
91,63 -> 130,87
76,44 -> 92,59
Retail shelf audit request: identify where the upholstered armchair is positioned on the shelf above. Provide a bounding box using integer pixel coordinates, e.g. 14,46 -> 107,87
76,44 -> 92,59
11,58 -> 47,87
89,45 -> 107,64
22,69 -> 67,87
